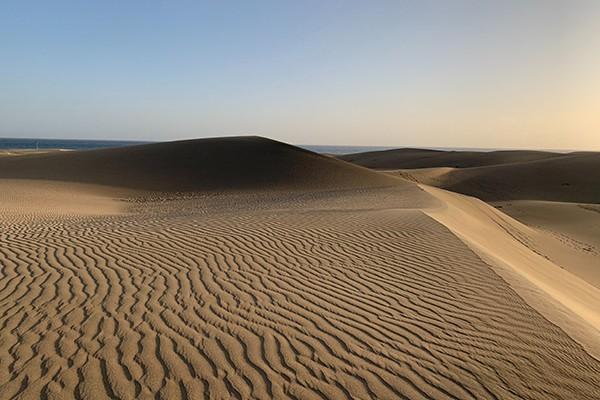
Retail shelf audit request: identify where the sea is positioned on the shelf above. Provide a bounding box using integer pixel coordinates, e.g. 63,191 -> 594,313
0,137 -> 399,154
0,137 -> 568,154
0,138 -> 147,151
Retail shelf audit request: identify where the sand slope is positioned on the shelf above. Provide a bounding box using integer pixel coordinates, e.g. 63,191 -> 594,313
343,147 -> 600,292
0,137 -> 401,193
495,201 -> 600,253
422,186 -> 600,356
339,148 -> 564,169
340,147 -> 600,203
396,152 -> 600,203
1,138 -> 599,399
494,200 -> 600,289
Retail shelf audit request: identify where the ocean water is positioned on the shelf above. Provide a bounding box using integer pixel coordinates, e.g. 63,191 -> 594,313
0,138 -> 148,150
0,137 -> 395,154
1,137 -> 552,154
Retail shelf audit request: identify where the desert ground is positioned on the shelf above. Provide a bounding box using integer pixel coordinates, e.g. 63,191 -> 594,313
1,137 -> 599,399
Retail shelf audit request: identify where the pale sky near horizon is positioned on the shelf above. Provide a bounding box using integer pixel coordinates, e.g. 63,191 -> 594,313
1,0 -> 599,150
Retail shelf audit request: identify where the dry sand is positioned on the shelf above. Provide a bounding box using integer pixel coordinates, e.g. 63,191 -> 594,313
1,137 -> 599,399
494,200 -> 600,289
342,147 -> 600,296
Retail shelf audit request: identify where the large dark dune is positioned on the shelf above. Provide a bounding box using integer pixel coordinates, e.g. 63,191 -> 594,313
0,136 -> 401,192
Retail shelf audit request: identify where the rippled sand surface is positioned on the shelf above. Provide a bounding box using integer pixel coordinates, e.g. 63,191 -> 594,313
1,186 -> 599,399
1,138 -> 599,399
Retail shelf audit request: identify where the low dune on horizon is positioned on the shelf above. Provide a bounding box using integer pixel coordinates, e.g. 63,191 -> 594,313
1,136 -> 599,400
340,147 -> 600,203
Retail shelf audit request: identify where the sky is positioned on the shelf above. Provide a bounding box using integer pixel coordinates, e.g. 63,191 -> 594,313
1,0 -> 599,150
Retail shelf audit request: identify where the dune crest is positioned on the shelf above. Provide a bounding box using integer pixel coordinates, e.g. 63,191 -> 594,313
421,185 -> 600,357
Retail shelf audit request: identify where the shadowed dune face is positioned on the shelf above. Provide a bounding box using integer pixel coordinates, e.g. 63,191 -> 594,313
339,148 -> 565,169
341,149 -> 600,203
0,136 -> 401,193
406,153 -> 600,203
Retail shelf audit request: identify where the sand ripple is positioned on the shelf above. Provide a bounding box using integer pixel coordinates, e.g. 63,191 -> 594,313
1,192 -> 599,399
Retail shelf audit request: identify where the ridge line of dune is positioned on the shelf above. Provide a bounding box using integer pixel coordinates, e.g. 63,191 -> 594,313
420,184 -> 600,358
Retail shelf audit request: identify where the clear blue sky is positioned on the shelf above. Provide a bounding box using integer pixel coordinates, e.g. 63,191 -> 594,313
1,0 -> 599,149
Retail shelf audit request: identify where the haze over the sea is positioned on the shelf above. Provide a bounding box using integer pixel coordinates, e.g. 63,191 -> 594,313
2,0 -> 599,150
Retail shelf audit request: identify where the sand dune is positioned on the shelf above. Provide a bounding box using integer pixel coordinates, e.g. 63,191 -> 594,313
387,152 -> 600,204
0,136 -> 400,193
339,148 -> 564,169
494,200 -> 600,289
344,147 -> 600,312
1,138 -> 599,399
422,186 -> 600,357
497,201 -> 600,252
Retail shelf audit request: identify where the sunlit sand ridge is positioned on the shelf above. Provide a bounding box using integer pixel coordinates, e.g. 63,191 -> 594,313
1,137 -> 599,399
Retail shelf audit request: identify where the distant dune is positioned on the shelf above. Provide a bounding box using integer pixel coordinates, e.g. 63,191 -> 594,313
339,148 -> 564,169
1,137 -> 599,399
410,153 -> 600,203
341,149 -> 600,203
0,136 -> 401,193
